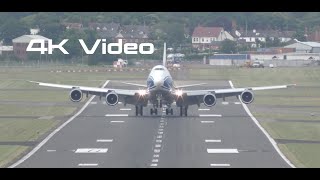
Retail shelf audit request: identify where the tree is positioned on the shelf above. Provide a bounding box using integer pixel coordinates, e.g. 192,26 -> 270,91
293,29 -> 307,41
39,23 -> 65,41
0,18 -> 29,45
220,39 -> 237,53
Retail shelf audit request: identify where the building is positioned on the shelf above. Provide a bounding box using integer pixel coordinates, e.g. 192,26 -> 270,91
192,26 -> 234,50
12,35 -> 49,59
62,23 -> 83,30
30,28 -> 40,35
115,25 -> 150,44
308,28 -> 320,42
92,23 -> 121,41
0,45 -> 13,56
208,54 -> 250,66
284,41 -> 320,53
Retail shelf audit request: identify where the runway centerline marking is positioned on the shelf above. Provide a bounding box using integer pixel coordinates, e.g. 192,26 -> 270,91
207,149 -> 239,153
106,114 -> 128,117
120,108 -> 131,111
110,121 -> 125,123
152,159 -> 159,163
201,121 -> 215,123
150,163 -> 158,167
97,139 -> 113,142
75,148 -> 108,153
153,154 -> 159,158
156,140 -> 162,143
46,150 -> 56,152
234,102 -> 241,105
205,140 -> 221,143
78,163 -> 98,167
222,102 -> 229,105
198,109 -> 210,111
9,80 -> 110,168
210,164 -> 230,167
199,114 -> 222,117
90,102 -> 97,105
155,144 -> 161,148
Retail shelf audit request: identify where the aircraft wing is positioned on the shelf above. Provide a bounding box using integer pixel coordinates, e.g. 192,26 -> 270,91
178,84 -> 296,106
184,84 -> 296,96
29,81 -> 136,96
28,81 -> 148,106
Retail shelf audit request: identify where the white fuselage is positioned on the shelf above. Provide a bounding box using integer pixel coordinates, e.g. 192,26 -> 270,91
146,65 -> 174,104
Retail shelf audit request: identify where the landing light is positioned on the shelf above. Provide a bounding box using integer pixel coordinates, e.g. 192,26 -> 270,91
138,89 -> 147,96
175,90 -> 183,97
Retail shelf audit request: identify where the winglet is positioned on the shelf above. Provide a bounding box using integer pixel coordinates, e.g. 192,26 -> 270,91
28,80 -> 40,84
287,84 -> 297,88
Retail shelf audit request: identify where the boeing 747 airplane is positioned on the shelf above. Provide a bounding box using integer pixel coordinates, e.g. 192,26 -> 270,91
29,43 -> 296,116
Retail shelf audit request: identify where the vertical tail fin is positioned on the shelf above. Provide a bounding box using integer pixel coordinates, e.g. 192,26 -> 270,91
163,42 -> 166,67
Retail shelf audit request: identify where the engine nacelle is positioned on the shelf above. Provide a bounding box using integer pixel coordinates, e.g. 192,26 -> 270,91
203,93 -> 217,107
70,88 -> 83,102
240,90 -> 254,104
106,92 -> 119,106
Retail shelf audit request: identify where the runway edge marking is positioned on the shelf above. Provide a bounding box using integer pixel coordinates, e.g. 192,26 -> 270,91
8,80 -> 110,168
228,80 -> 295,168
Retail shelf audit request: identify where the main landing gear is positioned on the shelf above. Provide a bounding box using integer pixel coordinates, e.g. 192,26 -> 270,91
135,105 -> 143,116
150,108 -> 158,115
165,108 -> 173,115
180,106 -> 188,116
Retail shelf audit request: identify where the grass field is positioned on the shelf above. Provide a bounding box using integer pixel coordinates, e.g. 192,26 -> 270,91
0,66 -> 319,167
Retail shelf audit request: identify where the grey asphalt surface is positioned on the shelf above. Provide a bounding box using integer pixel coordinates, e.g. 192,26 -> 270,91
14,80 -> 291,168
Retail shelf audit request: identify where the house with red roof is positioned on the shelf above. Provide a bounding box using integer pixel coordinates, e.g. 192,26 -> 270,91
192,26 -> 234,50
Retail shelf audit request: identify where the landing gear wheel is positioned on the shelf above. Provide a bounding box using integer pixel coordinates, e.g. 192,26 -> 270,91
166,108 -> 169,115
135,106 -> 139,116
139,105 -> 143,116
155,108 -> 158,115
170,108 -> 173,115
159,100 -> 162,108
184,106 -> 188,116
150,108 -> 153,115
180,107 -> 183,116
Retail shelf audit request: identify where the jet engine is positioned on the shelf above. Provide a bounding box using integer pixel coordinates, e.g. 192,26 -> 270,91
69,88 -> 83,102
106,92 -> 119,106
203,93 -> 217,107
240,90 -> 254,104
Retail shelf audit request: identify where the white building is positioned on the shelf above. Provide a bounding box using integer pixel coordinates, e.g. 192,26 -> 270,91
192,26 -> 234,50
285,41 -> 320,53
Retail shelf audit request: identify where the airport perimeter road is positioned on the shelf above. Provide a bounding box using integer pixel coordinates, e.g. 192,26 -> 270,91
12,80 -> 291,168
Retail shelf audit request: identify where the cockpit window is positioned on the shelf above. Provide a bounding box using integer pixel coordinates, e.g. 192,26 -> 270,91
155,68 -> 164,70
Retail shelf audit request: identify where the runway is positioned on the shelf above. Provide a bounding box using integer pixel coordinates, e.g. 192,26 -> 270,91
11,80 -> 292,168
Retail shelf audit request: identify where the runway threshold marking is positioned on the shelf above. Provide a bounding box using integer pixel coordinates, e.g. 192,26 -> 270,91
210,164 -> 230,167
228,80 -> 295,168
199,114 -> 222,117
106,114 -> 128,117
8,80 -> 110,168
46,150 -> 56,152
201,121 -> 215,123
78,163 -> 98,167
198,109 -> 210,111
222,102 -> 229,105
205,140 -> 222,143
207,149 -> 239,153
97,139 -> 113,142
75,148 -> 108,153
110,121 -> 125,123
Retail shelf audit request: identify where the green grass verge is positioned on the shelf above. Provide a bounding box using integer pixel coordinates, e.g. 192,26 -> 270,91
279,144 -> 320,168
0,146 -> 28,168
